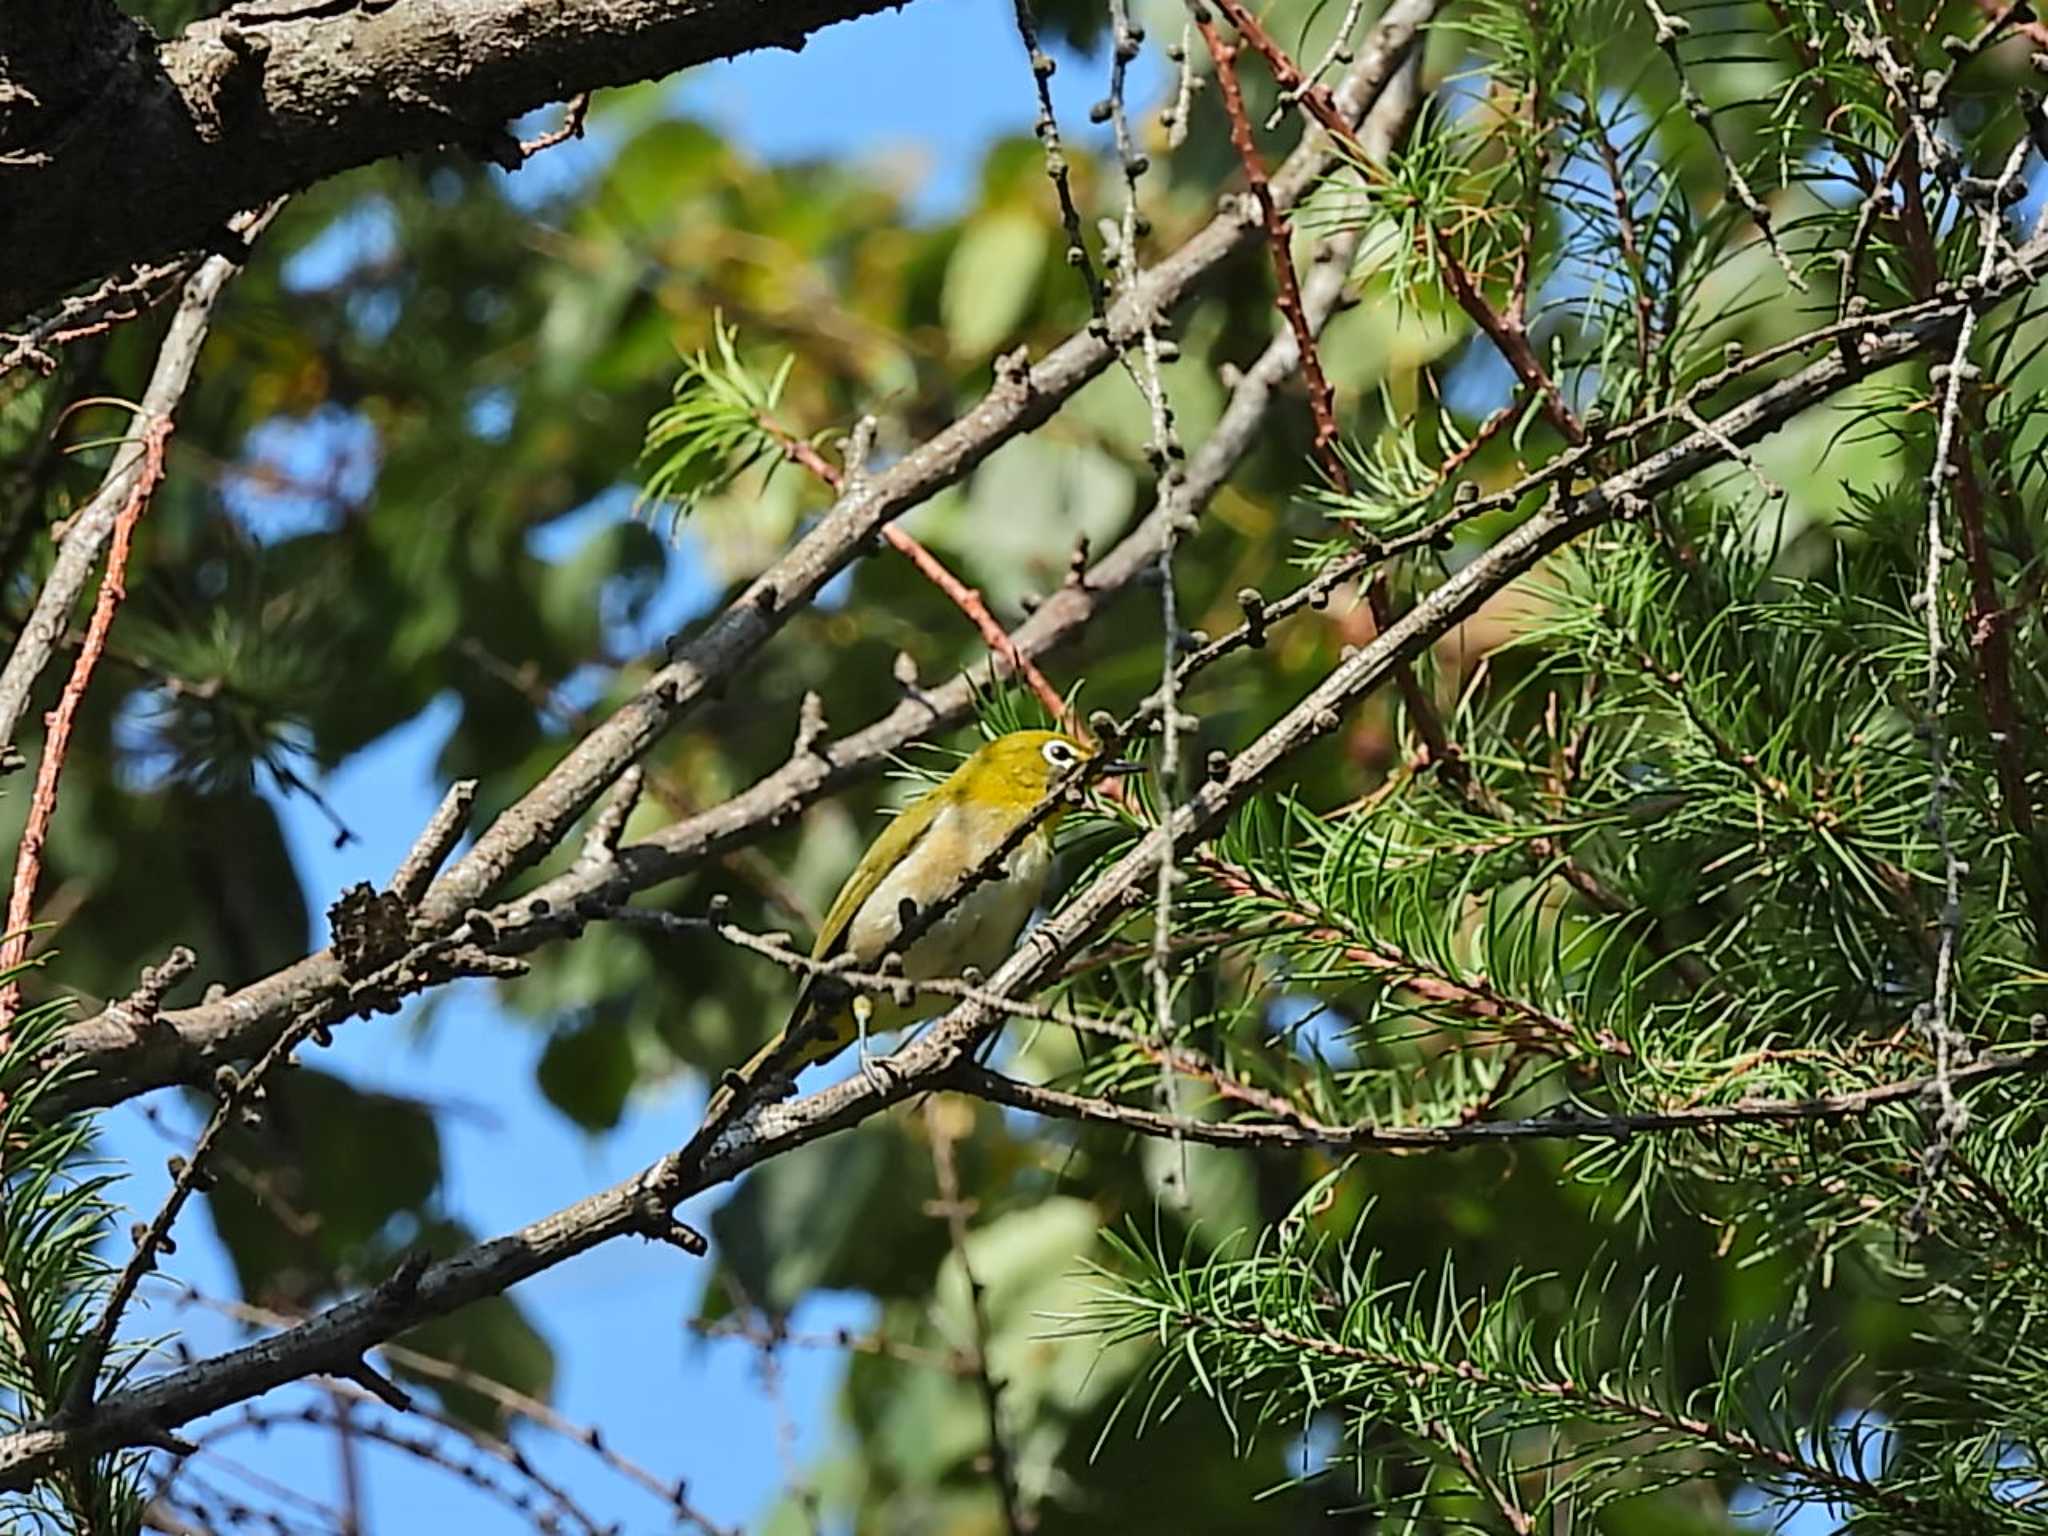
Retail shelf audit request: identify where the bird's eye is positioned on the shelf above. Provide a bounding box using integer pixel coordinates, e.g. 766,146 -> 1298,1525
1042,740 -> 1077,768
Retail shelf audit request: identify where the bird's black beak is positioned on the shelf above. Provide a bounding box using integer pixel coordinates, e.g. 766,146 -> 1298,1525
1097,757 -> 1144,777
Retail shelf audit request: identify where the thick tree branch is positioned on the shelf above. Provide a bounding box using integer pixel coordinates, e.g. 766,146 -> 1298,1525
0,0 -> 910,327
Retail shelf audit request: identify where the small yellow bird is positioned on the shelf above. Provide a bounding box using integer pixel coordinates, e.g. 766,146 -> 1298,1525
708,729 -> 1134,1118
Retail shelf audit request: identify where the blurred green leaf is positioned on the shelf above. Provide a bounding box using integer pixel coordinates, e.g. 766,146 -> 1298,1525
536,1008 -> 639,1131
942,209 -> 1049,357
708,1118 -> 947,1314
205,1068 -> 441,1305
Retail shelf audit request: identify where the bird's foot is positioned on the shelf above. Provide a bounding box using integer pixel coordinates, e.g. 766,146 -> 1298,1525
859,1053 -> 900,1096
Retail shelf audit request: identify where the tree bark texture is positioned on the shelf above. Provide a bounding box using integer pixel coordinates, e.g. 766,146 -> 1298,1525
0,0 -> 910,325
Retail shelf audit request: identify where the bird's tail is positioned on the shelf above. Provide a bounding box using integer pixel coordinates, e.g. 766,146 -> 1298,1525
699,1000 -> 855,1129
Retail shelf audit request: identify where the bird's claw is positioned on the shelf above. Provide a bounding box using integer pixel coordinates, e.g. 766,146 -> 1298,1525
859,1053 -> 899,1096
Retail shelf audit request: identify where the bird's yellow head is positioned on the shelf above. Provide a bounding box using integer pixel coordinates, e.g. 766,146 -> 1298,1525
951,729 -> 1133,816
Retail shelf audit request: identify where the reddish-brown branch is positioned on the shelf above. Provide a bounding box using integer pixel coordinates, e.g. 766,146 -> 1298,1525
1193,17 -> 1475,776
1194,853 -> 1600,1055
922,1099 -> 1030,1536
1204,0 -> 1370,145
767,425 -> 1074,730
1436,397 -> 1522,484
1202,0 -> 1582,446
879,525 -> 1072,728
0,414 -> 172,1028
1433,243 -> 1584,445
1198,18 -> 1344,475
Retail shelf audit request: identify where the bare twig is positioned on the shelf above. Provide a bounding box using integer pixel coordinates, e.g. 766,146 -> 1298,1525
63,985 -> 330,1417
389,780 -> 479,907
1642,0 -> 1806,291
1426,1421 -> 1534,1535
180,1286 -> 729,1532
178,1397 -> 611,1536
958,1043 -> 2048,1153
925,1098 -> 1029,1534
1010,0 -> 1107,315
881,526 -> 1073,727
0,258 -> 195,378
399,6 -> 1428,942
515,92 -> 591,158
0,206 -> 277,755
0,414 -> 172,1028
1902,140 -> 2028,1236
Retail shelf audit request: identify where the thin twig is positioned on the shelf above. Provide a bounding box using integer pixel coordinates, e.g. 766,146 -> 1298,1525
0,258 -> 195,378
181,1286 -> 730,1533
1268,0 -> 1369,128
64,986 -> 322,1417
1196,6 -> 1479,795
1010,0 -> 1107,316
924,1098 -> 1030,1534
1199,15 -> 1343,467
0,204 -> 278,755
766,403 -> 1074,726
883,527 -> 1073,727
958,1042 -> 2048,1153
515,92 -> 591,158
1427,1420 -> 1534,1535
1643,0 -> 1806,291
1199,0 -> 1585,443
1902,139 -> 2027,1236
0,413 -> 172,1027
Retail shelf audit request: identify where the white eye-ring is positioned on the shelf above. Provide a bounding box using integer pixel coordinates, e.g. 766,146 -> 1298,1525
1042,739 -> 1079,769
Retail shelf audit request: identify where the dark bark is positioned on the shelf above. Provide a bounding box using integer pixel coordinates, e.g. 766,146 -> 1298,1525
0,0 -> 910,326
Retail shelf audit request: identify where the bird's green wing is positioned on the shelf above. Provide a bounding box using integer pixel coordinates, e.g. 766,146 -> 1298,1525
811,786 -> 948,961
704,777 -> 962,1117
778,781 -> 953,1057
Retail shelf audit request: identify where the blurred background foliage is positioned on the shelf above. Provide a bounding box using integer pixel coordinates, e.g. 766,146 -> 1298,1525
5,0 -> 2028,1526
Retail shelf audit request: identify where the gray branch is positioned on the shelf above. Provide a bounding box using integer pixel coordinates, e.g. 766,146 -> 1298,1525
0,233 -> 262,754
954,1047 -> 2048,1151
1,0 -> 897,325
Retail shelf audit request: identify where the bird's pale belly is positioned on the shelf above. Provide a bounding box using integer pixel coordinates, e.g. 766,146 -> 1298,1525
842,834 -> 1052,1031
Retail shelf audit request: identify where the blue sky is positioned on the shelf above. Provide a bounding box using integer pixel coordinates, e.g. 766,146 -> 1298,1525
102,2 -> 1159,1530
